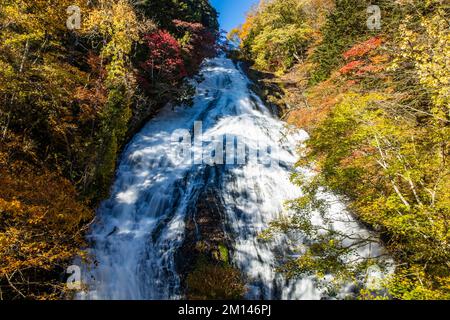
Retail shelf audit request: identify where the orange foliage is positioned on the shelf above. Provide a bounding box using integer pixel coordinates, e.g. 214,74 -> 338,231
339,60 -> 364,74
0,139 -> 92,298
239,14 -> 256,41
356,64 -> 384,75
343,36 -> 383,60
74,53 -> 108,123
339,37 -> 386,76
370,54 -> 389,64
287,78 -> 344,130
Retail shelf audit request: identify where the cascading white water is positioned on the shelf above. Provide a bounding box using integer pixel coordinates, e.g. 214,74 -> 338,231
77,55 -> 387,300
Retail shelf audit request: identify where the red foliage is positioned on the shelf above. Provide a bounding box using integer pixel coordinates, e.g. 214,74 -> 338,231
173,19 -> 205,33
343,36 -> 382,60
339,60 -> 364,74
339,37 -> 385,76
345,80 -> 358,87
356,64 -> 383,75
173,19 -> 218,74
141,30 -> 187,83
139,22 -> 217,88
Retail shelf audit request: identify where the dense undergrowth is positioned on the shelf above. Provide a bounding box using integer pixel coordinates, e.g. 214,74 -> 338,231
0,0 -> 218,299
232,0 -> 449,299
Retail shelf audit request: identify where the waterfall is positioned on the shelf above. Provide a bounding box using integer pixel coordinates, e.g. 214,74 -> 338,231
77,55 -> 387,300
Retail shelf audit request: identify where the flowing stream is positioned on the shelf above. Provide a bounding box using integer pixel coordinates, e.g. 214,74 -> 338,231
77,55 -> 386,300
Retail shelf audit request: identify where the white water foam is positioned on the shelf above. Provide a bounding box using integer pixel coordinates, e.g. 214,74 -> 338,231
77,55 -> 388,300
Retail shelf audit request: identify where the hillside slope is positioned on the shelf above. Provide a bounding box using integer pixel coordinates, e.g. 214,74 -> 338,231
0,0 -> 218,299
231,0 -> 449,299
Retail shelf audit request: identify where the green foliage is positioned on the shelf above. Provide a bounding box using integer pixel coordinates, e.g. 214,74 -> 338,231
94,86 -> 132,198
218,244 -> 229,264
137,0 -> 218,34
392,9 -> 449,117
83,1 -> 139,200
309,0 -> 372,84
291,91 -> 449,299
310,0 -> 448,85
238,0 -> 314,74
186,256 -> 246,300
239,0 -> 449,300
251,24 -> 312,74
385,265 -> 450,300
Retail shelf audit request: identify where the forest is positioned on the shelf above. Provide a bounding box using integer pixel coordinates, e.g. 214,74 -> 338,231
0,0 -> 219,299
231,0 -> 449,299
0,0 -> 449,301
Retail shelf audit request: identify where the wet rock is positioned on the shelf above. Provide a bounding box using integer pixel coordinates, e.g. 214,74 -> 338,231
176,188 -> 230,285
175,186 -> 246,299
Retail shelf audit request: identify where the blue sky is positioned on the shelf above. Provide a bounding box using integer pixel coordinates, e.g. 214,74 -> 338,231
210,0 -> 259,32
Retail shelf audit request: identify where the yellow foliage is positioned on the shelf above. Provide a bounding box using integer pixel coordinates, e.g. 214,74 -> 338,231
0,159 -> 92,298
84,0 -> 140,85
393,10 -> 450,117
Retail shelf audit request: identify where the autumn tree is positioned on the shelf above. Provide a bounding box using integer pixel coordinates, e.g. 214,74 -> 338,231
245,0 -> 450,299
0,0 -> 218,299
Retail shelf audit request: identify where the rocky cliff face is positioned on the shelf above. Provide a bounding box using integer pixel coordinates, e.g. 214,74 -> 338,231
175,166 -> 245,299
176,187 -> 230,278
